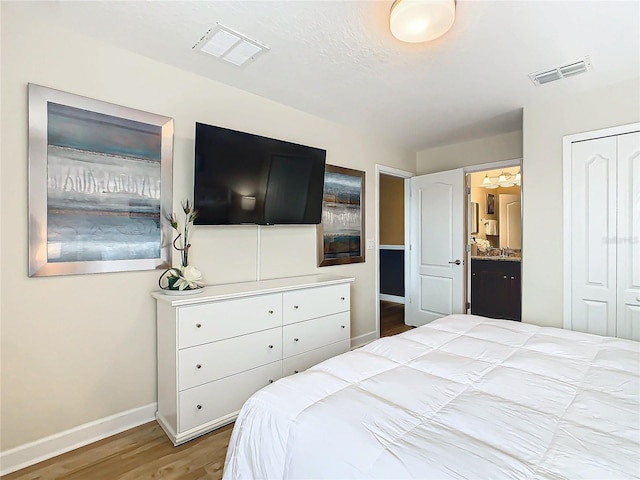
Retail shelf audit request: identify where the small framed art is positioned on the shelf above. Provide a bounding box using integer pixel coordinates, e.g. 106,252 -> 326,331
317,165 -> 365,267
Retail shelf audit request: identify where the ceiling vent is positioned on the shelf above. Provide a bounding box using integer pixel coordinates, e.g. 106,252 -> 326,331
193,23 -> 269,67
529,56 -> 593,86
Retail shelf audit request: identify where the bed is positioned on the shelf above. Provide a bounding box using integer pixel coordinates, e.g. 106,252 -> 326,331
223,314 -> 640,479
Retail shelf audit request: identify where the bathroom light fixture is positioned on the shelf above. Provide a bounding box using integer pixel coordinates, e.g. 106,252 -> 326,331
482,174 -> 498,189
481,171 -> 521,189
497,172 -> 514,188
389,0 -> 456,43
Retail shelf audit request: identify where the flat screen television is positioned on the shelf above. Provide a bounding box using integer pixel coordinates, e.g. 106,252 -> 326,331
193,122 -> 327,225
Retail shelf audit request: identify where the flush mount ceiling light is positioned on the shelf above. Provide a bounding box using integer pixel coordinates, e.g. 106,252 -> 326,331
389,0 -> 456,43
193,23 -> 269,67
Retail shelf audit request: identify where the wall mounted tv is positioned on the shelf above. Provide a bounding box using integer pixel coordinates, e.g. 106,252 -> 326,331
193,122 -> 327,226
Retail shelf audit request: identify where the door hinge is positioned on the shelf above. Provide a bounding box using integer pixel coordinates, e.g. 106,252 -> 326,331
466,302 -> 471,310
466,244 -> 471,252
465,186 -> 471,195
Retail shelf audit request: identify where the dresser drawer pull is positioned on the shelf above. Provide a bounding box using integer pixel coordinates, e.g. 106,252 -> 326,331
196,404 -> 202,410
196,323 -> 202,328
294,370 -> 299,374
341,297 -> 345,300
503,276 -> 507,279
294,305 -> 299,309
511,276 -> 515,280
268,344 -> 273,349
294,338 -> 299,342
268,379 -> 274,384
268,310 -> 274,314
196,364 -> 202,369
341,325 -> 345,329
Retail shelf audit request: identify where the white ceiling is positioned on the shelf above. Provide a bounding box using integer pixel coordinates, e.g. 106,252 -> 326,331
10,0 -> 640,151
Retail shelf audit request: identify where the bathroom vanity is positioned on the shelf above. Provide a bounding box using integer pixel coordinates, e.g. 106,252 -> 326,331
471,256 -> 521,321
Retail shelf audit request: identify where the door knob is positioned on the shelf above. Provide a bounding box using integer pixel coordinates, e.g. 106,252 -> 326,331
448,259 -> 461,265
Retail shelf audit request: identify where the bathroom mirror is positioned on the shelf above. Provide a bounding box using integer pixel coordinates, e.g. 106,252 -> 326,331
471,202 -> 479,234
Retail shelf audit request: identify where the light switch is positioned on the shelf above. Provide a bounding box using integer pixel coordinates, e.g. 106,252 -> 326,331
366,239 -> 375,250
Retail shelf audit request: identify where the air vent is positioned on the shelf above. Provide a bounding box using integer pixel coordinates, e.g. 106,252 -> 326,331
193,23 -> 269,67
529,56 -> 593,86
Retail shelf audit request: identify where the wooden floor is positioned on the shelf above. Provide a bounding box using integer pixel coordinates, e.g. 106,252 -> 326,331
4,302 -> 412,480
2,422 -> 233,480
380,300 -> 413,337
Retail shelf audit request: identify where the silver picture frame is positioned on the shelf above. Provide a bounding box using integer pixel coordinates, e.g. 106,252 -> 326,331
28,84 -> 174,276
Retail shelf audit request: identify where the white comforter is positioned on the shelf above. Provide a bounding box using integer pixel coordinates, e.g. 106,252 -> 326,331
223,314 -> 640,479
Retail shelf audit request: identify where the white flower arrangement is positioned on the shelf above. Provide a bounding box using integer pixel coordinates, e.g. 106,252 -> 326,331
167,265 -> 204,291
473,237 -> 491,253
159,200 -> 205,291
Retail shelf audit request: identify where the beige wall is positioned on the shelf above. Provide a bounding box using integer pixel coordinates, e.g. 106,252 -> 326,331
522,77 -> 640,329
379,175 -> 405,245
416,130 -> 523,174
0,7 -> 415,451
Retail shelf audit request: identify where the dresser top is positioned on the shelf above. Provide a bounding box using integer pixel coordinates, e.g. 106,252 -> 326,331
152,274 -> 355,306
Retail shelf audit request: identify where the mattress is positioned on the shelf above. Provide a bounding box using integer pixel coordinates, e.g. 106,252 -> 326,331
223,314 -> 640,479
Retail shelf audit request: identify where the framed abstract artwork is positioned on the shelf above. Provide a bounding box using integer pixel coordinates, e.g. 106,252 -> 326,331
486,193 -> 496,215
28,84 -> 174,276
317,164 -> 365,267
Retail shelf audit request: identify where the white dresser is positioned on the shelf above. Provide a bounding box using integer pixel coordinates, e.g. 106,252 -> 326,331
152,274 -> 354,445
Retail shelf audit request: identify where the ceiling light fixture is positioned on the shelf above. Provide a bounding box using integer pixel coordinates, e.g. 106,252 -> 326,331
389,0 -> 456,43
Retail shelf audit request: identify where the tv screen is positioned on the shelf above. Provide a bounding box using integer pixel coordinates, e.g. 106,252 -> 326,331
194,123 -> 327,225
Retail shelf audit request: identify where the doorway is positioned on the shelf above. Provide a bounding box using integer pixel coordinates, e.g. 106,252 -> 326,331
467,163 -> 523,321
376,165 -> 413,338
375,159 -> 522,337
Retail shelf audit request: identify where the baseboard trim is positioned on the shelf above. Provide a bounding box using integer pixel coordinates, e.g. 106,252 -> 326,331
0,402 -> 157,476
379,294 -> 405,304
351,331 -> 378,350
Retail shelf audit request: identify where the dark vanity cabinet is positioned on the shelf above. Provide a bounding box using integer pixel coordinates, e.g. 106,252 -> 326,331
471,259 -> 521,321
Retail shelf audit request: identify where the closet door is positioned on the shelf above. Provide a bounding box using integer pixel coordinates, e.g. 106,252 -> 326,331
570,137 -> 617,336
616,132 -> 640,341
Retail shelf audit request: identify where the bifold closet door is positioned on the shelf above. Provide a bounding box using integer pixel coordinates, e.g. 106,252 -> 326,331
570,137 -> 617,337
617,132 -> 640,341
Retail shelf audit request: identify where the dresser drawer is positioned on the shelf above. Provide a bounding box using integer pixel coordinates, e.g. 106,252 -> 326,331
178,294 -> 282,348
282,339 -> 350,376
283,284 -> 350,325
283,311 -> 350,358
178,361 -> 282,433
178,327 -> 283,391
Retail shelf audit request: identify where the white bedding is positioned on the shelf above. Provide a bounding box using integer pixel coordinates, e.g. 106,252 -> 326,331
223,314 -> 640,479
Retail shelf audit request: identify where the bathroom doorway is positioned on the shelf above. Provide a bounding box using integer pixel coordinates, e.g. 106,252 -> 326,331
466,162 -> 523,321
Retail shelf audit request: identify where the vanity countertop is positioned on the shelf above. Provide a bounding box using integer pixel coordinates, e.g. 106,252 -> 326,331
471,255 -> 521,262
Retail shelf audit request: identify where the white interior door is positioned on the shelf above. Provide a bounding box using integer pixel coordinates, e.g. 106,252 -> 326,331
617,131 -> 640,341
499,194 -> 521,249
408,169 -> 464,326
570,137 -> 618,336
